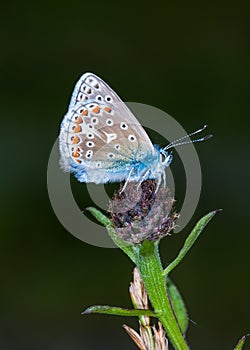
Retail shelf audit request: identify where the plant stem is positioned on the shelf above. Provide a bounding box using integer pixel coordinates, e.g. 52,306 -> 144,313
134,240 -> 190,350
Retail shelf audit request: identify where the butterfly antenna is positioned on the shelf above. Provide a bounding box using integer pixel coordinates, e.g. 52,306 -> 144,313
164,125 -> 212,151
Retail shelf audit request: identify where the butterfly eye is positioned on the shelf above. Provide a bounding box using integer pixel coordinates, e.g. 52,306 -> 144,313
120,122 -> 128,130
105,95 -> 113,103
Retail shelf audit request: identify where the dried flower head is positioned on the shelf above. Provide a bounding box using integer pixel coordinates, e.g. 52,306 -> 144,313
129,267 -> 150,326
109,180 -> 178,244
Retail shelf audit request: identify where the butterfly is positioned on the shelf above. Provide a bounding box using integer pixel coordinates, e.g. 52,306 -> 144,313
59,72 -> 210,186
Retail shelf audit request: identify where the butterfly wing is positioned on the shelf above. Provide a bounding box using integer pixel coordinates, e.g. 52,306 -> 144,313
59,73 -> 158,184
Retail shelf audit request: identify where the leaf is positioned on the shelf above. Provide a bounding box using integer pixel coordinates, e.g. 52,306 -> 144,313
163,209 -> 221,276
86,207 -> 113,227
82,305 -> 157,317
166,278 -> 188,334
234,334 -> 249,350
86,207 -> 136,262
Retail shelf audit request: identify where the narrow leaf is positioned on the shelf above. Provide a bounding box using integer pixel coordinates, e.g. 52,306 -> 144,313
86,207 -> 136,262
234,334 -> 249,350
166,278 -> 188,334
86,207 -> 112,227
82,305 -> 157,317
163,209 -> 221,276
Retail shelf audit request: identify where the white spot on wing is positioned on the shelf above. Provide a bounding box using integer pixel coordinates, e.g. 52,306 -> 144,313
85,150 -> 93,158
104,132 -> 117,144
120,122 -> 128,130
128,135 -> 136,142
86,141 -> 94,147
107,153 -> 115,159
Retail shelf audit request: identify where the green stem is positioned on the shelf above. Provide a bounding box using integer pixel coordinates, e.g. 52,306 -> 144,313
134,240 -> 190,350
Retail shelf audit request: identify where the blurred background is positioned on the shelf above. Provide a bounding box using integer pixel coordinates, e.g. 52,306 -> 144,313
1,0 -> 250,349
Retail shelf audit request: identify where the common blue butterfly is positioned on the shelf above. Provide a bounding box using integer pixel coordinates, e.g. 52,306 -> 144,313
59,73 -> 210,185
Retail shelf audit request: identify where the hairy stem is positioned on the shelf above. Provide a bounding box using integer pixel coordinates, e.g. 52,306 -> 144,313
134,241 -> 190,350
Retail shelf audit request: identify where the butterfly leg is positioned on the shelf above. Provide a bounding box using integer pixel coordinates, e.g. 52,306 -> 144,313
136,169 -> 151,190
120,167 -> 135,193
155,176 -> 161,193
154,170 -> 167,193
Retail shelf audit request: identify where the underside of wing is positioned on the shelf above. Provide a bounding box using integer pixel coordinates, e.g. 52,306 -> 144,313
59,73 -> 158,183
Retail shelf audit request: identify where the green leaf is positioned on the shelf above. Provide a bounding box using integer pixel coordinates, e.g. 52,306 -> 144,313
86,207 -> 112,227
86,207 -> 136,262
166,278 -> 188,334
234,334 -> 249,350
82,305 -> 157,317
163,209 -> 221,276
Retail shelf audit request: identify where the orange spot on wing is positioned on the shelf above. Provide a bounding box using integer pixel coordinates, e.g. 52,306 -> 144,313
76,159 -> 82,163
72,136 -> 80,144
104,106 -> 112,113
81,110 -> 88,116
74,125 -> 82,133
76,116 -> 83,123
72,150 -> 80,158
92,106 -> 100,114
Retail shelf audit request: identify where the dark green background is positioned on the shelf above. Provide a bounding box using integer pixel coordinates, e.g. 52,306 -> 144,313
1,1 -> 250,349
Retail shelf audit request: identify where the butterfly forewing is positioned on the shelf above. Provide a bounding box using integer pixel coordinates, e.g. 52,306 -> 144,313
59,73 -> 158,183
68,73 -> 154,146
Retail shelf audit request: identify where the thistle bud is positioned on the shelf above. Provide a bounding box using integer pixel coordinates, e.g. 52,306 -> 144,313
109,180 -> 178,244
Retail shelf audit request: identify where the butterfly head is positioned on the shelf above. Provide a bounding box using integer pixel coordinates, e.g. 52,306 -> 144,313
139,146 -> 172,185
160,148 -> 173,167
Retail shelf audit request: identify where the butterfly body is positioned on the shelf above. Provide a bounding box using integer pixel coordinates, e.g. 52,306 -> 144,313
59,73 -> 172,185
